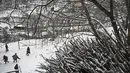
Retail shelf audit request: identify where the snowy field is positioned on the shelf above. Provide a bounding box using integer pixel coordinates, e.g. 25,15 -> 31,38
0,39 -> 60,73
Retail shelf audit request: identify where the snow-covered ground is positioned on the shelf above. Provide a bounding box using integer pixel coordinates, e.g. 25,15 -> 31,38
0,39 -> 60,73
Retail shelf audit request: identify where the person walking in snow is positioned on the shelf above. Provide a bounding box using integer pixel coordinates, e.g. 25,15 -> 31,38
3,55 -> 9,64
26,47 -> 30,56
5,44 -> 9,52
14,64 -> 19,73
12,53 -> 20,62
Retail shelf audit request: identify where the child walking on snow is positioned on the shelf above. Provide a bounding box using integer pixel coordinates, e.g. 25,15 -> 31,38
12,53 -> 20,62
3,55 -> 9,64
5,44 -> 9,52
14,64 -> 19,73
26,47 -> 31,56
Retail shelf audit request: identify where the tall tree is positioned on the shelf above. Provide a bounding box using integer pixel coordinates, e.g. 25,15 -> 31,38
125,0 -> 130,45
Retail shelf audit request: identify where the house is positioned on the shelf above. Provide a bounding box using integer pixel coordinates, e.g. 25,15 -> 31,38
0,9 -> 27,26
0,22 -> 10,33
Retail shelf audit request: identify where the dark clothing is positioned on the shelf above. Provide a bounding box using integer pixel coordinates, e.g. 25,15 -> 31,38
26,47 -> 30,56
12,53 -> 20,62
14,64 -> 19,73
5,44 -> 9,52
3,55 -> 9,64
14,64 -> 18,69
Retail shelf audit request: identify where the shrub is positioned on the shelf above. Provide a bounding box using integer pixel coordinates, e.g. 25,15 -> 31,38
37,36 -> 130,73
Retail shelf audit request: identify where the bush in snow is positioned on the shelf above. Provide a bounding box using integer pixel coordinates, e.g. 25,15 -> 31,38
37,36 -> 130,73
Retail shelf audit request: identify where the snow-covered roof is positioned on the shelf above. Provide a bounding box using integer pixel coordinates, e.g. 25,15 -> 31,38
0,9 -> 24,18
0,23 -> 10,28
11,11 -> 23,17
0,10 -> 11,18
16,24 -> 25,27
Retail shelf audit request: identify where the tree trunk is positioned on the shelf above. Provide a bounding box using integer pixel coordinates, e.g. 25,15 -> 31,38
125,0 -> 130,46
90,0 -> 121,40
80,0 -> 101,39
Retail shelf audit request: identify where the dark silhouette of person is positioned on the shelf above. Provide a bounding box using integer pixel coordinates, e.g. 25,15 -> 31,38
12,53 -> 20,62
3,55 -> 9,64
14,64 -> 19,73
26,47 -> 30,56
5,44 -> 9,52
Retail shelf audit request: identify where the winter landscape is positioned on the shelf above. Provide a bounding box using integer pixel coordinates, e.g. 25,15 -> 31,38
0,39 -> 56,73
0,0 -> 130,73
0,33 -> 94,73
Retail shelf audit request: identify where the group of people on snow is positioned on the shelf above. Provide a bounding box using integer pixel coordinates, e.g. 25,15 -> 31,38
2,44 -> 31,64
3,53 -> 21,73
3,53 -> 20,64
2,44 -> 31,73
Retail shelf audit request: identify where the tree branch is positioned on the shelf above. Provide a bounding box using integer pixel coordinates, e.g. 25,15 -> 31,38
89,0 -> 111,17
